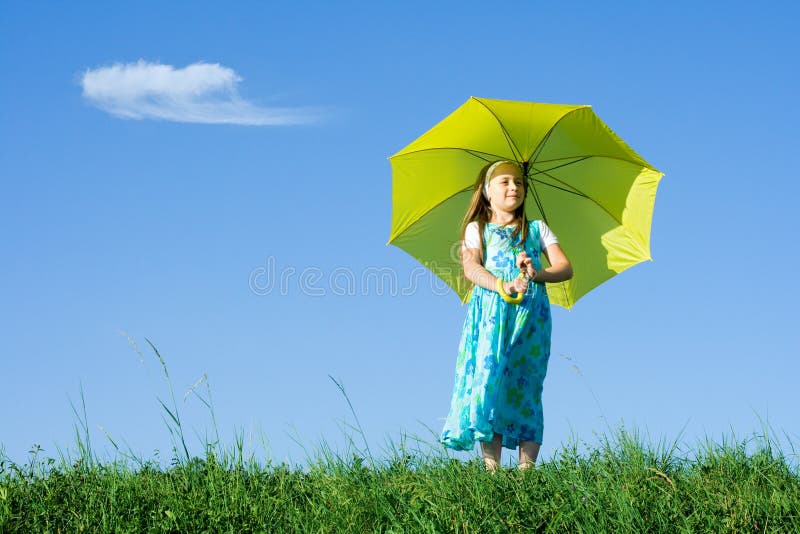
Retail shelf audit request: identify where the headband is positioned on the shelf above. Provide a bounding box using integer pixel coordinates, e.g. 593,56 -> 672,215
483,160 -> 522,200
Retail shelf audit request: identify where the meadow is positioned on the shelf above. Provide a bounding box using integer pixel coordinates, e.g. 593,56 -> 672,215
2,339 -> 798,532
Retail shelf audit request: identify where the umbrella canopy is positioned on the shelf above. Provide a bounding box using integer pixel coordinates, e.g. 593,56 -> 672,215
387,96 -> 663,309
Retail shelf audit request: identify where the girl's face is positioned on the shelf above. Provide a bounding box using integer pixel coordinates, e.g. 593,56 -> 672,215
487,165 -> 524,212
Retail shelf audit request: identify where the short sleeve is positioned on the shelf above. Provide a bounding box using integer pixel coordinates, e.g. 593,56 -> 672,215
462,221 -> 480,252
537,220 -> 559,249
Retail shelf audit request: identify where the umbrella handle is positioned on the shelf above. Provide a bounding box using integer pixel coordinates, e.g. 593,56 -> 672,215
497,242 -> 528,304
497,275 -> 525,304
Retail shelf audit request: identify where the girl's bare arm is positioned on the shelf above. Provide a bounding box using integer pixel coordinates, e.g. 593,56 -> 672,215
537,244 -> 573,283
461,247 -> 504,291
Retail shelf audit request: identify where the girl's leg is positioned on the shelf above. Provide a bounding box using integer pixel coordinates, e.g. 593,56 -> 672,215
518,441 -> 540,470
481,432 -> 502,472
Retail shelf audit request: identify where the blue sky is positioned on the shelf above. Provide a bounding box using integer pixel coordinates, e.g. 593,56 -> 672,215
2,1 -> 798,470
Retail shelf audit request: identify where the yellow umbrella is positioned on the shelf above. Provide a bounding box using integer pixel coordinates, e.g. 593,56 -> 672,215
387,96 -> 663,309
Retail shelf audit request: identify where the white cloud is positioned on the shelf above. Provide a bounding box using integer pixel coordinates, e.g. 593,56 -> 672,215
80,59 -> 322,125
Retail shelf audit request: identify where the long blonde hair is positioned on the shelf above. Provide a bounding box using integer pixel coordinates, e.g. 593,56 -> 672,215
459,160 -> 529,271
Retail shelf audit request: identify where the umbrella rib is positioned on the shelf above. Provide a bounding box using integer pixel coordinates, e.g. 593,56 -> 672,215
529,156 -> 592,176
533,153 -> 659,172
530,154 -> 597,165
463,149 -> 496,163
524,107 -> 658,170
526,159 -> 592,227
532,179 -> 588,198
473,98 -> 524,163
526,110 -> 656,172
528,121 -> 556,164
527,177 -> 550,228
390,146 -> 512,161
535,169 -> 623,226
523,124 -> 588,226
526,107 -> 590,166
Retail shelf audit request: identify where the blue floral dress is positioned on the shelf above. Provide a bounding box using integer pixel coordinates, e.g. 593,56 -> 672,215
440,219 -> 553,451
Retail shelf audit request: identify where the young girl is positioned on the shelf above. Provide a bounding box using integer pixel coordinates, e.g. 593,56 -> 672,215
440,160 -> 573,472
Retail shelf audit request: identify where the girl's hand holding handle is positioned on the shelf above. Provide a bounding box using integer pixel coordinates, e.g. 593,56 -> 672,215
505,276 -> 528,295
516,251 -> 535,279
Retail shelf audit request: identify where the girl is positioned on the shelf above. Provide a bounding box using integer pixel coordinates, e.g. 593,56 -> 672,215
440,160 -> 573,472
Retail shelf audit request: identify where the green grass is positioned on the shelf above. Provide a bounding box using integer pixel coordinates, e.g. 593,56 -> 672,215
1,337 -> 799,532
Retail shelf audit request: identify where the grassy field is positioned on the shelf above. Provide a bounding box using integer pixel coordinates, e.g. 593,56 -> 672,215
2,339 -> 798,532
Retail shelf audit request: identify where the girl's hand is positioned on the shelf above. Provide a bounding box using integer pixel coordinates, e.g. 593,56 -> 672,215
506,276 -> 529,296
516,251 -> 535,278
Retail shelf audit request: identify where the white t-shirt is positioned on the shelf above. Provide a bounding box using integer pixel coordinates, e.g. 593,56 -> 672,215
461,220 -> 558,253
